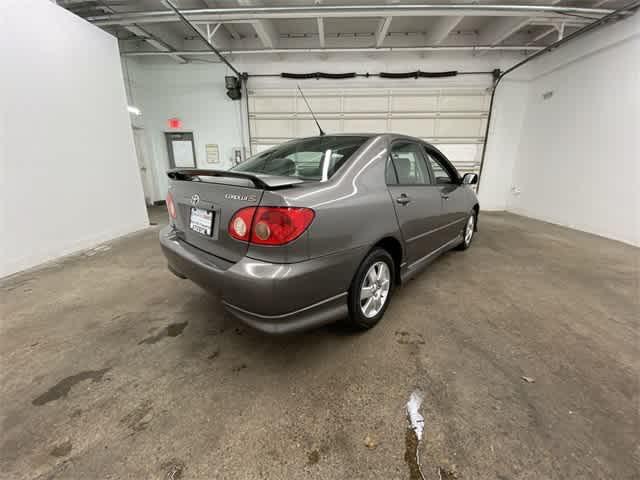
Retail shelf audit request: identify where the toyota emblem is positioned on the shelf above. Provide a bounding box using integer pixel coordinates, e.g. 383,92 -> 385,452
191,194 -> 200,206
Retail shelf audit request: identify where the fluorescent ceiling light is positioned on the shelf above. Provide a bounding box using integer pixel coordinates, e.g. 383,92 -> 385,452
127,105 -> 142,115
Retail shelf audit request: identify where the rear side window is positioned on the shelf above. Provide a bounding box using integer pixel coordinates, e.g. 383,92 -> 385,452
385,157 -> 398,184
387,142 -> 431,185
232,136 -> 369,181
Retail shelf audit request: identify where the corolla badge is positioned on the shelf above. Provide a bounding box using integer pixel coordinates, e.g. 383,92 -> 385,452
225,193 -> 258,202
191,194 -> 200,206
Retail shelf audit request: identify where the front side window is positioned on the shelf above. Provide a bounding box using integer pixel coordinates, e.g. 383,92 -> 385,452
424,150 -> 455,184
232,136 -> 369,181
388,142 -> 431,185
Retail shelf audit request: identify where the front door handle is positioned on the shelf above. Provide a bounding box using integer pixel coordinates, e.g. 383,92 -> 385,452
441,194 -> 450,200
396,194 -> 411,205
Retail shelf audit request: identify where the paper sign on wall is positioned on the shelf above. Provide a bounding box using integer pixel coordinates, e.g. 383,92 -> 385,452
206,144 -> 220,164
172,140 -> 195,168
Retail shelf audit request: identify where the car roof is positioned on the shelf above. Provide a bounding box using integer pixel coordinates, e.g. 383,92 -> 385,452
295,133 -> 430,144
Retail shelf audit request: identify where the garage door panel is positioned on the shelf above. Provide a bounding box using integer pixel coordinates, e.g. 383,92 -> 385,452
390,118 -> 435,137
248,87 -> 488,174
250,143 -> 277,154
437,118 -> 483,138
298,96 -> 341,113
343,118 -> 387,133
439,95 -> 486,111
434,144 -> 481,174
252,118 -> 293,138
296,118 -> 341,137
391,95 -> 438,112
343,96 -> 388,113
253,96 -> 295,113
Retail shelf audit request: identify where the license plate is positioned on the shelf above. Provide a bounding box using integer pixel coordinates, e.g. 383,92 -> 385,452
189,207 -> 214,236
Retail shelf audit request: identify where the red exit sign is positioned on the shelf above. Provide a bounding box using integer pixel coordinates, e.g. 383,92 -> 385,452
168,118 -> 182,129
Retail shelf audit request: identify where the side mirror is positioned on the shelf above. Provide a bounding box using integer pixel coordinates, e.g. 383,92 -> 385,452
462,173 -> 478,185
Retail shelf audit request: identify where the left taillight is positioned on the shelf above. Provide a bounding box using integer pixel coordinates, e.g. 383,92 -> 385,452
228,206 -> 315,246
228,206 -> 256,242
166,192 -> 177,219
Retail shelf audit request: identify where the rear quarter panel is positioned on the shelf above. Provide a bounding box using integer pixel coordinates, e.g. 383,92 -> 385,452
277,135 -> 401,258
246,135 -> 403,298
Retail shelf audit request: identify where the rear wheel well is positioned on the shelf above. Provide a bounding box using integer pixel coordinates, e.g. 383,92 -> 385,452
372,237 -> 403,286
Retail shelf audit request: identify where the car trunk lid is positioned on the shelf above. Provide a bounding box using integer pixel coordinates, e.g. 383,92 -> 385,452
167,169 -> 304,262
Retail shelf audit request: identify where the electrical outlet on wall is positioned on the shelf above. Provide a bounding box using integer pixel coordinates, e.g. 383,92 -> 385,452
511,186 -> 521,196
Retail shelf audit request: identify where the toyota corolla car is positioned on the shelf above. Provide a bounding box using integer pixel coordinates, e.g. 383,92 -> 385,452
159,134 -> 478,334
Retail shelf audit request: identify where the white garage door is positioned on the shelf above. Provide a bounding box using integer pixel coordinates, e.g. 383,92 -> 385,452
247,86 -> 490,177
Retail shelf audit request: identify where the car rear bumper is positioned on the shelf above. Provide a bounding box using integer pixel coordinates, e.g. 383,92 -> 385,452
159,226 -> 362,334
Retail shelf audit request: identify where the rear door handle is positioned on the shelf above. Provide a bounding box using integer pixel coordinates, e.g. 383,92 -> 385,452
396,194 -> 411,205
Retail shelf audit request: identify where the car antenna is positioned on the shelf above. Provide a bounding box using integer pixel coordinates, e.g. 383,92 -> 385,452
297,84 -> 325,136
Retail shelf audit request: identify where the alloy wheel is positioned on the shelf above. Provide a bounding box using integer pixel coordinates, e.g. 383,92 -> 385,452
360,261 -> 391,318
465,215 -> 475,245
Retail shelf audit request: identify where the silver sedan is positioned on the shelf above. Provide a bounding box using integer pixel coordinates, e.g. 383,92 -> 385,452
160,134 -> 479,334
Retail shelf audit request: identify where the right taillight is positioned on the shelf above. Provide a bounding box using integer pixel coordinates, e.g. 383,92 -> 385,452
228,206 -> 314,245
166,192 -> 177,219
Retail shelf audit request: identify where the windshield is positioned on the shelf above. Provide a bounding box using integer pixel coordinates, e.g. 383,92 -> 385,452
232,136 -> 370,181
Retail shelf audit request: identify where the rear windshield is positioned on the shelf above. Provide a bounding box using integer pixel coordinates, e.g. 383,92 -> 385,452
232,136 -> 370,181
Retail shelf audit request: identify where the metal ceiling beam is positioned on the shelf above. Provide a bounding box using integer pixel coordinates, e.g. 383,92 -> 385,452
251,19 -> 279,48
238,0 -> 279,48
123,24 -> 188,63
526,26 -> 558,45
161,0 -> 241,75
193,22 -> 231,48
88,5 -> 621,26
225,24 -> 242,40
205,23 -> 221,43
477,16 -> 531,46
476,0 -> 566,55
375,17 -> 393,47
121,45 -> 544,57
529,19 -> 589,27
200,0 -> 241,40
424,16 -> 464,44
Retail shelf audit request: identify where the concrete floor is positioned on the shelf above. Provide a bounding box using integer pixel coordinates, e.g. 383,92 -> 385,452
1,207 -> 638,480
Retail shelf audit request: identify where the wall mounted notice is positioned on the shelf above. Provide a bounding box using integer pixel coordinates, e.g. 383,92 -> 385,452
206,144 -> 220,164
172,140 -> 195,168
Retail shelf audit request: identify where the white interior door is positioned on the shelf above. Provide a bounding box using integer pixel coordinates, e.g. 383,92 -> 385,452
247,86 -> 490,177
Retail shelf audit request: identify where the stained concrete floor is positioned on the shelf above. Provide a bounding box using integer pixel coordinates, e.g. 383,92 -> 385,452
1,207 -> 638,480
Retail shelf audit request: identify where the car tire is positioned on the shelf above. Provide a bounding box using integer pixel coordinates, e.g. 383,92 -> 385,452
456,209 -> 477,251
345,248 -> 394,330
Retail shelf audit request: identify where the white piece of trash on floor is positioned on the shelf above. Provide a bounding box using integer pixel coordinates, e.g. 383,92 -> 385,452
406,391 -> 425,441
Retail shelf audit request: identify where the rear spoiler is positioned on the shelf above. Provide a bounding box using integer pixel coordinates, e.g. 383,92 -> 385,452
167,169 -> 305,189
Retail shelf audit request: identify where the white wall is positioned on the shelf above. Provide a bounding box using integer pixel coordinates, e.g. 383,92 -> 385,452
0,0 -> 149,278
125,61 -> 245,202
476,79 -> 530,210
503,13 -> 640,246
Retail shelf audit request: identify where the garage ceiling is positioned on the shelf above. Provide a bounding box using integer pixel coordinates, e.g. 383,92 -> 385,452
59,0 -> 634,62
